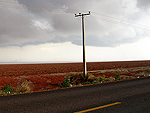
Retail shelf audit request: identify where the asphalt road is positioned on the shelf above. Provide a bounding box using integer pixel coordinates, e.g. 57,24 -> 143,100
0,77 -> 150,113
89,92 -> 150,113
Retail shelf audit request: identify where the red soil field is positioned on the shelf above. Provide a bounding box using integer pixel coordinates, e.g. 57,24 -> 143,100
0,60 -> 150,92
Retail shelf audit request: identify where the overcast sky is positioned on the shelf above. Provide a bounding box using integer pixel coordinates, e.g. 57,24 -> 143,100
0,0 -> 150,63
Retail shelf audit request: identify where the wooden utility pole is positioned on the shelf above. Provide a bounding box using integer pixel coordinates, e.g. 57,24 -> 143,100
75,11 -> 90,77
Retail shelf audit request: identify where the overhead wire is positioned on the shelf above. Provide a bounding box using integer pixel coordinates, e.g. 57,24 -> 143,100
0,0 -> 86,13
91,12 -> 150,29
88,15 -> 150,30
0,1 -> 65,10
0,1 -> 59,12
0,0 -> 150,29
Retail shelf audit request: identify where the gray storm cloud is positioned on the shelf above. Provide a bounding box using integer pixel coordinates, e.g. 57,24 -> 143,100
137,0 -> 150,9
0,0 -> 150,47
0,0 -> 55,46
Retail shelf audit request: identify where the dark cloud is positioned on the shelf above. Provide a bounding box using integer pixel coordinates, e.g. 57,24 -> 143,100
0,8 -> 34,45
0,0 -> 149,47
0,1 -> 54,46
137,0 -> 150,10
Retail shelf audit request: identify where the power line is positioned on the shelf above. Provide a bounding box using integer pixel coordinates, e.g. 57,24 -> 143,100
89,14 -> 150,29
0,1 -> 86,13
92,11 -> 150,28
0,0 -> 150,29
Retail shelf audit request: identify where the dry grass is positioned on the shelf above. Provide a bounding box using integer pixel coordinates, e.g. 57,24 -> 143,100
0,90 -> 3,95
15,80 -> 34,93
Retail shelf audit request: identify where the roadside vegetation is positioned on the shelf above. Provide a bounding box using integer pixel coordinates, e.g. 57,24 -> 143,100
1,68 -> 150,95
58,73 -> 117,88
59,69 -> 150,88
0,83 -> 17,95
0,80 -> 33,96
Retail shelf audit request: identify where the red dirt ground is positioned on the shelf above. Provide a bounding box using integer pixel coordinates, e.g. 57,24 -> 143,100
0,60 -> 150,92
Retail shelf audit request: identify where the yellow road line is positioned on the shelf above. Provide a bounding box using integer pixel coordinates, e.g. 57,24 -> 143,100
74,102 -> 121,113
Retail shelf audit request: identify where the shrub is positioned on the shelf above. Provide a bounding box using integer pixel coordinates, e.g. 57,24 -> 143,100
63,77 -> 71,87
59,77 -> 71,88
1,83 -> 13,94
69,73 -> 85,85
99,76 -> 106,82
58,83 -> 63,88
0,83 -> 16,95
93,81 -> 101,84
82,81 -> 92,85
69,73 -> 98,85
115,74 -> 121,81
146,70 -> 150,74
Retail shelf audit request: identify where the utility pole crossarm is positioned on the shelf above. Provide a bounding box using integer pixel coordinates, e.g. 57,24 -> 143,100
75,11 -> 91,77
75,11 -> 91,17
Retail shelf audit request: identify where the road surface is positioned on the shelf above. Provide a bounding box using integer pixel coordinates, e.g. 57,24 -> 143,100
87,92 -> 150,113
0,77 -> 150,113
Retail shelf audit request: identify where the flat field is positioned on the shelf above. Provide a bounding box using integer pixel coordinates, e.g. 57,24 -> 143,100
0,60 -> 150,92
